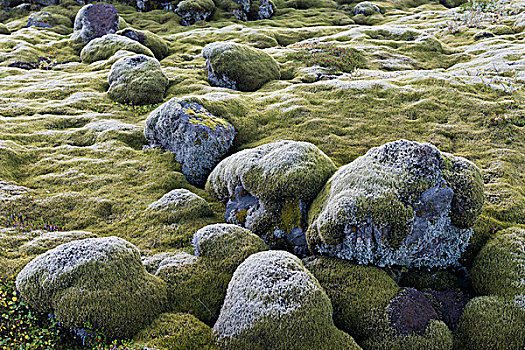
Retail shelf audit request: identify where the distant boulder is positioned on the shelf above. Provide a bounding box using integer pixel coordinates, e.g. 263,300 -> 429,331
70,4 -> 120,50
230,0 -> 275,20
175,0 -> 216,26
107,54 -> 168,105
81,34 -> 154,63
307,139 -> 484,268
144,98 -> 236,186
353,1 -> 380,15
202,42 -> 280,92
118,28 -> 169,59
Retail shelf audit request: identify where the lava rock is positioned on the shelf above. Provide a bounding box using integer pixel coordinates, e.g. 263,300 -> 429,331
353,1 -> 380,16
202,42 -> 280,91
206,140 -> 336,256
70,4 -> 120,50
175,0 -> 216,26
387,288 -> 439,335
144,98 -> 236,186
307,139 -> 484,268
213,250 -> 360,350
107,54 -> 168,105
231,0 -> 275,20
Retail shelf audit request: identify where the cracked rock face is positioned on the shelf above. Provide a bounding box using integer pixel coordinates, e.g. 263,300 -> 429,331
144,98 -> 236,186
70,4 -> 119,50
307,139 -> 484,268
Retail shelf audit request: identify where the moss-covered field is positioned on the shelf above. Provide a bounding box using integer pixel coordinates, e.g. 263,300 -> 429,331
1,0 -> 524,347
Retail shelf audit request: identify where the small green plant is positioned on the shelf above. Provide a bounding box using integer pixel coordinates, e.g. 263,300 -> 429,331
0,275 -> 61,350
286,42 -> 365,73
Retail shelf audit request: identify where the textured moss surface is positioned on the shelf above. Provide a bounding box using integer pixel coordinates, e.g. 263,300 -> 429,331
134,313 -> 218,350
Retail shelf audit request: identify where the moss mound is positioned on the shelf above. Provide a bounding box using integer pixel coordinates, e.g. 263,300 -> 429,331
470,227 -> 525,300
15,237 -> 167,338
202,41 -> 280,92
134,313 -> 218,350
80,34 -> 154,63
457,296 -> 525,350
117,27 -> 169,59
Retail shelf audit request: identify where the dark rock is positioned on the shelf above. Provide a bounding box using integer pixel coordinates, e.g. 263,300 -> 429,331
426,289 -> 470,331
473,31 -> 495,40
175,0 -> 215,26
387,288 -> 439,335
70,4 -> 119,50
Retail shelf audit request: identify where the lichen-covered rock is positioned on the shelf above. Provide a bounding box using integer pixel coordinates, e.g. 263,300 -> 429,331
147,189 -> 212,218
353,1 -> 380,15
470,227 -> 525,301
81,34 -> 154,64
192,223 -> 267,273
457,296 -> 525,350
175,0 -> 216,26
307,139 -> 484,268
213,250 -> 360,350
27,11 -> 54,28
117,28 -> 169,59
202,42 -> 280,92
207,140 -> 336,256
155,253 -> 231,325
20,231 -> 97,255
15,236 -> 167,338
134,313 -> 218,350
513,12 -> 525,32
144,98 -> 236,186
70,4 -> 119,50
107,54 -> 168,106
230,0 -> 275,20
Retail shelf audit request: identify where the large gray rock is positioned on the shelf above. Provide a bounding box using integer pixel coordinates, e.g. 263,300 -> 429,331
107,54 -> 168,106
213,250 -> 360,350
70,4 -> 120,50
144,98 -> 236,186
206,140 -> 336,257
15,236 -> 167,338
175,0 -> 216,26
307,139 -> 485,268
202,42 -> 280,92
81,34 -> 154,63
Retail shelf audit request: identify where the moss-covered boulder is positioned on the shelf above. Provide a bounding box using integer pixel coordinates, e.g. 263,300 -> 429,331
230,0 -> 275,20
70,4 -> 119,51
107,54 -> 168,106
213,250 -> 361,350
15,236 -> 167,338
134,313 -> 218,350
307,139 -> 484,268
457,296 -> 525,350
304,256 -> 400,341
147,188 -> 212,220
80,34 -> 154,64
207,140 -> 336,256
470,227 -> 525,300
144,98 -> 236,186
0,23 -> 10,35
175,0 -> 216,26
353,1 -> 380,15
202,42 -> 280,92
142,251 -> 198,275
155,251 -> 231,325
27,11 -> 69,29
192,223 -> 267,273
117,27 -> 169,60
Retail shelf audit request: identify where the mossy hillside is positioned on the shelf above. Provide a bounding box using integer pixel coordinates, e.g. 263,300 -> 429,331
457,296 -> 525,350
134,313 -> 218,350
470,227 -> 525,300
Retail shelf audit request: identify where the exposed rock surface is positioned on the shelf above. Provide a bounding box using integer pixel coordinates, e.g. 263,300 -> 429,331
307,139 -> 484,268
107,54 -> 168,105
207,140 -> 336,256
175,0 -> 216,26
144,98 -> 236,186
231,0 -> 275,20
353,2 -> 380,16
70,4 -> 120,50
213,250 -> 360,349
15,237 -> 167,338
202,42 -> 280,91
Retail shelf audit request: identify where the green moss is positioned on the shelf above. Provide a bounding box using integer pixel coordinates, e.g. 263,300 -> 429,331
202,42 -> 280,92
305,256 -> 400,341
470,227 -> 525,299
457,296 -> 525,350
155,259 -> 230,325
117,28 -> 170,59
399,268 -> 463,291
362,320 -> 453,350
80,34 -> 154,63
134,313 -> 218,349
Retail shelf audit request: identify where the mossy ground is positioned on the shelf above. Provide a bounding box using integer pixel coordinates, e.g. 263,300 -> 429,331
0,0 -> 524,346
